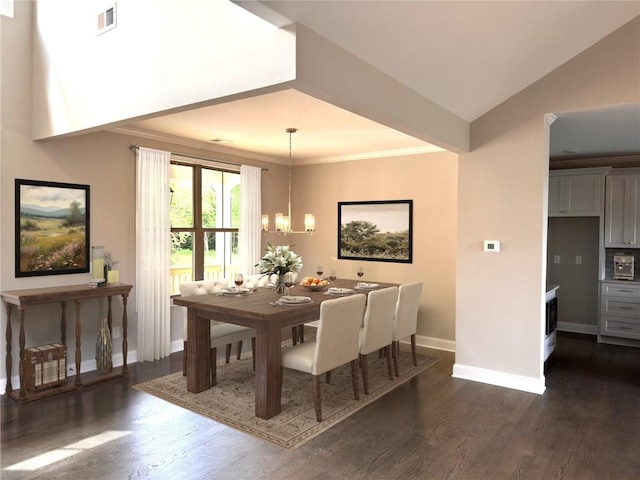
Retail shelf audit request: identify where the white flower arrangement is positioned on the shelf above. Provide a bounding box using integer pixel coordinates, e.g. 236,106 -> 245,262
256,244 -> 303,277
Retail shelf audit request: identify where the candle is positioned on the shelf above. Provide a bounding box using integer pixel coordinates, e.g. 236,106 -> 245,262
92,259 -> 105,279
107,270 -> 119,284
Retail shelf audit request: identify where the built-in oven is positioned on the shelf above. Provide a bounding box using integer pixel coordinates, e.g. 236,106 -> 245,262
545,296 -> 558,335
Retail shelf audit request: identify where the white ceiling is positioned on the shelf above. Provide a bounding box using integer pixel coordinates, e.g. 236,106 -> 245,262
116,1 -> 640,165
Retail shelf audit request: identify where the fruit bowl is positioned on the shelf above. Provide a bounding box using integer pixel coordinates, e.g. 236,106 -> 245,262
299,277 -> 330,291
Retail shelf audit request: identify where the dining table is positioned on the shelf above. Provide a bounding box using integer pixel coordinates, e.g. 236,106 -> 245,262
172,277 -> 398,419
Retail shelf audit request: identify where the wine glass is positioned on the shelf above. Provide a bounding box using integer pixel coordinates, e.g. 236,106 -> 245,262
357,266 -> 364,278
234,273 -> 244,292
329,270 -> 337,282
283,272 -> 294,295
316,265 -> 324,277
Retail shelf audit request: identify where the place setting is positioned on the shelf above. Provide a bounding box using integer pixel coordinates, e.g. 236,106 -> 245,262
217,274 -> 256,297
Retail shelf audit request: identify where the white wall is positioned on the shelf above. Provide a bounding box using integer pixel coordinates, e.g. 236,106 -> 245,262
32,0 -> 296,139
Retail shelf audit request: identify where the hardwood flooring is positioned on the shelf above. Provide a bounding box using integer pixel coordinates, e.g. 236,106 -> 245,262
1,332 -> 639,479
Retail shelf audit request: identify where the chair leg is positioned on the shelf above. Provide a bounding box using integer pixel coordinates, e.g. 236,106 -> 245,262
236,340 -> 243,360
182,340 -> 187,376
210,347 -> 218,386
350,359 -> 360,400
225,343 -> 232,363
360,353 -> 370,395
392,340 -> 400,377
251,337 -> 256,372
312,374 -> 322,422
326,370 -> 331,384
299,325 -> 305,343
291,326 -> 298,346
384,345 -> 394,380
411,334 -> 417,366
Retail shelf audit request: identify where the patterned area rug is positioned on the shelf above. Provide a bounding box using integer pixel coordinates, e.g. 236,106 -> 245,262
134,345 -> 438,449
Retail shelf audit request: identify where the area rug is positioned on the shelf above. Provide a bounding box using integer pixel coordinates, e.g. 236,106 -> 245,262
134,345 -> 438,449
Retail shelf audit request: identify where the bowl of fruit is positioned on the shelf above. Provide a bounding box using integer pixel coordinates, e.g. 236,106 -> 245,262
299,276 -> 330,291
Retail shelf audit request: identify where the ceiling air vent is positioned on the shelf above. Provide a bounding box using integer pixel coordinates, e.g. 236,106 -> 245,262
97,3 -> 117,36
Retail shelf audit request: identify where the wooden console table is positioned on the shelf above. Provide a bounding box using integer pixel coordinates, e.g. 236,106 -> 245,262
2,283 -> 132,402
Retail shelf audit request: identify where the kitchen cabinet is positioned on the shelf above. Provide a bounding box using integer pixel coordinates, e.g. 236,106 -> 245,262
548,168 -> 609,217
604,169 -> 640,247
600,282 -> 640,340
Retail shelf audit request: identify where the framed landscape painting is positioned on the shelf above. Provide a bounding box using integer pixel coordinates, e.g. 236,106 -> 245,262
15,179 -> 90,277
338,200 -> 413,263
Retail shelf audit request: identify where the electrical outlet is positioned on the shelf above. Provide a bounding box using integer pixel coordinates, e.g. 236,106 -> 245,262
554,255 -> 561,264
112,326 -> 121,339
575,256 -> 582,265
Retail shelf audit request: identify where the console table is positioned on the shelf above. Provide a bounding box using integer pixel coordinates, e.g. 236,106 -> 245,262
2,283 -> 132,402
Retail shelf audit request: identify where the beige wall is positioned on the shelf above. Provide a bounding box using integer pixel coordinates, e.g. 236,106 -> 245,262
456,17 -> 639,385
283,152 -> 459,344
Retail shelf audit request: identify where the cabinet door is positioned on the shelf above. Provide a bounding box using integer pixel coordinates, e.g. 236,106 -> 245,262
565,175 -> 602,216
549,174 -> 601,217
548,177 -> 565,216
605,175 -> 640,247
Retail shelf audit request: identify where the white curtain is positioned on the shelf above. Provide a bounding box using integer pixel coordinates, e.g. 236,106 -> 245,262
239,165 -> 262,276
135,147 -> 171,361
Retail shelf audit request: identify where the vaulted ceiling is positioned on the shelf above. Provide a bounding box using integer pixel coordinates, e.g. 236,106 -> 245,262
115,1 -> 639,165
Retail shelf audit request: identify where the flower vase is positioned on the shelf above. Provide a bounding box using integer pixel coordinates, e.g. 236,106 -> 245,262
276,274 -> 287,294
95,317 -> 113,374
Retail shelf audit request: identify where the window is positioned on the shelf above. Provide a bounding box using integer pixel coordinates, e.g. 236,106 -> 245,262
169,161 -> 241,295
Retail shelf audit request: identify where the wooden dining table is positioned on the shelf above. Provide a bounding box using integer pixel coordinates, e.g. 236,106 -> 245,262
172,278 -> 397,419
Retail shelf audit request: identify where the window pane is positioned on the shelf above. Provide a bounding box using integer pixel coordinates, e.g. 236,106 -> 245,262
201,169 -> 221,228
170,231 -> 193,296
170,164 -> 193,228
228,174 -> 241,229
203,231 -> 224,281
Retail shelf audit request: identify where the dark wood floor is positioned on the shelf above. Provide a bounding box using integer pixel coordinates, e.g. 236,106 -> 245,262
1,332 -> 639,480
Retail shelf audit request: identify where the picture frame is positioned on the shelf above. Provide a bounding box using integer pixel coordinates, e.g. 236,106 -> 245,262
15,179 -> 90,277
338,200 -> 413,263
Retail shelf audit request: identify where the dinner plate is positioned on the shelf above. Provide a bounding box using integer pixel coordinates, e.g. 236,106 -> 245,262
355,283 -> 380,289
327,287 -> 354,295
278,295 -> 312,304
220,288 -> 251,295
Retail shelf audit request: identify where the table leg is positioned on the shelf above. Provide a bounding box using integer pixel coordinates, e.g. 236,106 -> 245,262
18,308 -> 26,400
4,302 -> 12,394
74,300 -> 82,386
121,294 -> 129,374
254,321 -> 282,419
186,309 -> 211,393
60,301 -> 66,345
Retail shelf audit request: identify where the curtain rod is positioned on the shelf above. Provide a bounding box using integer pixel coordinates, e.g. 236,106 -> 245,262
129,144 -> 268,172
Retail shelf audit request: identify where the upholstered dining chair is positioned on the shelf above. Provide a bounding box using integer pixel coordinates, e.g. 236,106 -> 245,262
179,279 -> 255,386
358,286 -> 399,394
392,282 -> 423,376
281,294 -> 366,422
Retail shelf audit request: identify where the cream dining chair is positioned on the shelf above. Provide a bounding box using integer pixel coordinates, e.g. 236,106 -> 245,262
392,282 -> 423,376
358,286 -> 399,394
179,279 -> 255,386
281,294 -> 366,422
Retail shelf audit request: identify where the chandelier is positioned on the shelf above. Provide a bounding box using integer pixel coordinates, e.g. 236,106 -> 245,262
262,128 -> 315,234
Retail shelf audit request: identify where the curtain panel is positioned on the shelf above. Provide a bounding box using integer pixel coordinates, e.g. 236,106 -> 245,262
239,165 -> 262,276
135,147 -> 171,361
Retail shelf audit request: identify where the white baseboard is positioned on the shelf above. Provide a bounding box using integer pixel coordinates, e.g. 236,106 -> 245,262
557,322 -> 597,335
452,363 -> 546,395
412,334 -> 456,352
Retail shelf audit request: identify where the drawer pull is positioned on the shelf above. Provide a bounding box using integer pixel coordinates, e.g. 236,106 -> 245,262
617,290 -> 634,293
616,306 -> 633,310
616,326 -> 633,330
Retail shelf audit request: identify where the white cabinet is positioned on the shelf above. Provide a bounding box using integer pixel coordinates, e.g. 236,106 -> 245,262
604,169 -> 640,247
548,168 -> 609,217
600,282 -> 640,340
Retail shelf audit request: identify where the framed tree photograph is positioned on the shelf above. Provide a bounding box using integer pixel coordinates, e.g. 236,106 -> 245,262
15,179 -> 90,277
338,200 -> 413,263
